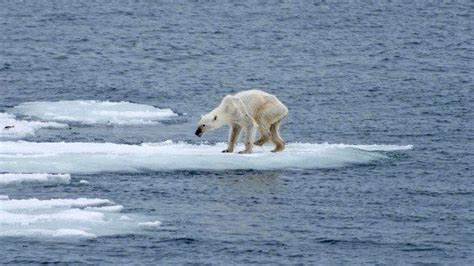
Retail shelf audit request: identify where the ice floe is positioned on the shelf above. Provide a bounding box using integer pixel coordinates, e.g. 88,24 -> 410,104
0,173 -> 71,186
0,197 -> 161,239
10,100 -> 178,125
0,141 -> 412,173
0,113 -> 67,140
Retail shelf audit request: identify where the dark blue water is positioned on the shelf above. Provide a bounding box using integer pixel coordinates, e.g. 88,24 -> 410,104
1,1 -> 473,264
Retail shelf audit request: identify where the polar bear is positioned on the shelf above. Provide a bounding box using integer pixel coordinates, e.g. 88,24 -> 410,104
195,90 -> 288,153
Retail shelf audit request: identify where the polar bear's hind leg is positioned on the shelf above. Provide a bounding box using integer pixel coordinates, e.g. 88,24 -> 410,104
254,119 -> 272,146
270,120 -> 285,152
253,103 -> 276,146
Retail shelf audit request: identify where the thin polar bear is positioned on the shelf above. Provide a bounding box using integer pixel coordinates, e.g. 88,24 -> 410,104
195,90 -> 288,154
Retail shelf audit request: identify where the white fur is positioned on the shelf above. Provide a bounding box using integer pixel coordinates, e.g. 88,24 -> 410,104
196,90 -> 288,153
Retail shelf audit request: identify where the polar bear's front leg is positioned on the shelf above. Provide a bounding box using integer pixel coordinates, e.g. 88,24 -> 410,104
239,125 -> 256,154
222,124 -> 241,153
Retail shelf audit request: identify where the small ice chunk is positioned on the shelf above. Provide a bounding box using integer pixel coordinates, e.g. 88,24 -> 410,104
119,215 -> 133,221
138,220 -> 162,228
0,173 -> 71,186
51,229 -> 97,238
86,205 -> 124,212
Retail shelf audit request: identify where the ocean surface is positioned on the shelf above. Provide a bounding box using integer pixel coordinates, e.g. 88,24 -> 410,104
0,1 -> 473,264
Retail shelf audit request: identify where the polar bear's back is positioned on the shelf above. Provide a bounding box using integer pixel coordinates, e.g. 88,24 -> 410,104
234,89 -> 288,119
234,90 -> 284,106
234,89 -> 273,98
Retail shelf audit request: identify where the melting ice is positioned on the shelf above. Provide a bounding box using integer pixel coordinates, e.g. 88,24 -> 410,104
0,141 -> 412,173
0,173 -> 71,186
0,197 -> 161,239
0,113 -> 67,140
10,100 -> 178,125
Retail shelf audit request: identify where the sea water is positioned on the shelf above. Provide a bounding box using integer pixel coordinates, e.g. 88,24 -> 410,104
0,1 -> 472,264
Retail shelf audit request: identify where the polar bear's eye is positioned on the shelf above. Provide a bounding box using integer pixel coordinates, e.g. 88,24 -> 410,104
213,115 -> 217,121
202,124 -> 206,127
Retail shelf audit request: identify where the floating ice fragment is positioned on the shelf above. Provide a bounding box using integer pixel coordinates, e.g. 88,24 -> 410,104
119,215 -> 133,221
0,173 -> 71,186
138,221 -> 162,229
11,100 -> 178,125
85,205 -> 124,212
4,229 -> 97,239
0,197 -> 161,239
0,141 -> 413,173
0,113 -> 67,140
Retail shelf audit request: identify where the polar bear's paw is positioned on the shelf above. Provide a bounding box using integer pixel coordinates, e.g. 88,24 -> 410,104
271,143 -> 285,153
254,138 -> 266,146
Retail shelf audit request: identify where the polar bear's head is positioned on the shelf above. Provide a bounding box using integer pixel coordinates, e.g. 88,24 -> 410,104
195,111 -> 225,137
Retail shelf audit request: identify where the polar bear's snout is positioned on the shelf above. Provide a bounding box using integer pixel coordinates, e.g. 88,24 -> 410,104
195,126 -> 203,137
